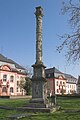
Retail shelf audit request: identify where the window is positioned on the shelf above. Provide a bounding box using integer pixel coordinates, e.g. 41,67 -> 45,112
60,89 -> 62,93
17,76 -> 19,80
48,74 -> 51,77
2,87 -> 6,92
10,76 -> 14,82
56,81 -> 58,86
3,74 -> 7,82
46,73 -> 52,78
10,87 -> 13,93
60,81 -> 62,85
17,87 -> 19,92
67,80 -> 68,82
20,88 -> 22,92
57,89 -> 59,93
17,81 -> 19,86
63,82 -> 65,85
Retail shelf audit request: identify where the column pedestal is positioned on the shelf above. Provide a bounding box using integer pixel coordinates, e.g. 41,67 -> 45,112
31,63 -> 47,104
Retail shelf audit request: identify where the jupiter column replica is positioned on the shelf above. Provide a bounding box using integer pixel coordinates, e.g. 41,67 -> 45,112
32,6 -> 47,104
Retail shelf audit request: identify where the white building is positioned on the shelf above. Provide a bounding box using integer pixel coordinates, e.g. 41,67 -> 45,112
45,67 -> 77,95
77,76 -> 80,94
64,73 -> 77,94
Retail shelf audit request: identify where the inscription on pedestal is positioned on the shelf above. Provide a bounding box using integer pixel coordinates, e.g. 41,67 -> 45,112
32,81 -> 42,98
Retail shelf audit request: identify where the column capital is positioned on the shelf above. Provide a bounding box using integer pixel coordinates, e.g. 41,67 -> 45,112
35,6 -> 44,17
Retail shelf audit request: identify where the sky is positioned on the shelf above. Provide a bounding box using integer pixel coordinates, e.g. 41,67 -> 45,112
0,0 -> 80,78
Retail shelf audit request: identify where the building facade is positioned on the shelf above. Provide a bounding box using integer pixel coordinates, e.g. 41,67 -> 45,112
45,67 -> 77,96
77,76 -> 80,94
64,73 -> 77,94
0,54 -> 27,96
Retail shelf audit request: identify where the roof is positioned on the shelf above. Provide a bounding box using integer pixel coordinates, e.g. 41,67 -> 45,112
45,67 -> 62,74
0,54 -> 25,70
45,67 -> 77,83
64,73 -> 77,80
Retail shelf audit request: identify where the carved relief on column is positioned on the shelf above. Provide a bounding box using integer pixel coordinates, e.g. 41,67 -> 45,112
35,7 -> 43,64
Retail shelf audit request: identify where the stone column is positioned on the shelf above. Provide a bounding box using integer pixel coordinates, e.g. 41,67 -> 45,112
31,6 -> 47,103
35,6 -> 43,64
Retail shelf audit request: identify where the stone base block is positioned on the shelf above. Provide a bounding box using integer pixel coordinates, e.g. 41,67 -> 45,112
24,103 -> 46,108
17,106 -> 60,113
17,107 -> 50,113
30,98 -> 45,103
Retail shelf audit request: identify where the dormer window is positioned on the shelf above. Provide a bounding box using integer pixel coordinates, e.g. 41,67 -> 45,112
48,74 -> 51,77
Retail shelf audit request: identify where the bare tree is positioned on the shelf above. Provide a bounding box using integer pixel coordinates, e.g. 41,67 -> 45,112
57,0 -> 80,62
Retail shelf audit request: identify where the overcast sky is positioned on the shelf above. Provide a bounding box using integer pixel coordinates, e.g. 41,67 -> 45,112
0,0 -> 80,78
